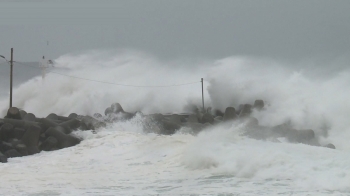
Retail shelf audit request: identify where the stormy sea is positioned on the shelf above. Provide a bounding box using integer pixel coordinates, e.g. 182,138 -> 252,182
0,50 -> 349,196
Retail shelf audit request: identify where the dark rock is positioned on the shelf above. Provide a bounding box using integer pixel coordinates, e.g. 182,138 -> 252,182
104,107 -> 113,116
253,100 -> 265,110
5,149 -> 21,158
21,125 -> 41,155
15,144 -> 28,156
40,136 -> 58,151
52,126 -> 69,134
5,107 -> 22,120
0,152 -> 7,163
149,113 -> 164,122
0,123 -> 15,141
59,119 -> 81,134
23,113 -> 36,122
81,116 -> 106,130
223,107 -> 237,122
46,113 -> 58,120
36,118 -> 58,132
19,110 -> 27,119
160,120 -> 181,135
10,138 -> 21,147
201,113 -> 214,124
187,114 -> 199,123
239,104 -> 252,118
165,114 -> 182,124
0,141 -> 13,153
1,118 -> 41,131
13,127 -> 26,140
68,113 -> 78,119
214,109 -> 224,117
45,127 -> 81,149
111,103 -> 124,114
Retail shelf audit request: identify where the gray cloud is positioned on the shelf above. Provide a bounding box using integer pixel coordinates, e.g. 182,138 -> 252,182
0,0 -> 349,61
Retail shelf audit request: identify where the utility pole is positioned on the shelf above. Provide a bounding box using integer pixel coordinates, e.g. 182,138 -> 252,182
201,78 -> 204,112
10,48 -> 13,108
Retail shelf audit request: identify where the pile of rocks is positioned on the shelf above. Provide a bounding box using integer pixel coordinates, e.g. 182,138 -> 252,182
0,107 -> 106,163
103,100 -> 335,150
0,99 -> 335,163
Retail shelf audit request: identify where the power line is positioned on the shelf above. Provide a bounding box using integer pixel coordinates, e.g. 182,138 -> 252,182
14,61 -> 201,88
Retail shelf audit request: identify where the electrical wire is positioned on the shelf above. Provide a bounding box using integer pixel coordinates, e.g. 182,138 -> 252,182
14,61 -> 201,88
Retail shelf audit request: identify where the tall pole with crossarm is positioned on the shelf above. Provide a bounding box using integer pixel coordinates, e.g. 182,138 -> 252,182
10,48 -> 13,108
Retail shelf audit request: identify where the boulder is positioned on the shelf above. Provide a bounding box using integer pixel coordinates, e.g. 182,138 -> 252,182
214,109 -> 224,117
1,118 -> 41,131
40,136 -> 58,151
23,113 -> 36,122
15,144 -> 28,156
46,113 -> 58,120
19,110 -> 27,119
0,141 -> 13,153
0,152 -> 7,163
5,149 -> 21,158
21,125 -> 41,155
159,120 -> 181,135
5,107 -> 21,120
165,114 -> 183,124
68,113 -> 78,119
80,116 -> 106,130
223,107 -> 237,122
59,118 -> 81,134
239,104 -> 252,118
111,103 -> 124,114
253,100 -> 264,110
187,114 -> 199,123
36,118 -> 58,132
13,127 -> 26,140
201,113 -> 214,124
0,123 -> 15,141
45,127 -> 81,149
104,107 -> 113,116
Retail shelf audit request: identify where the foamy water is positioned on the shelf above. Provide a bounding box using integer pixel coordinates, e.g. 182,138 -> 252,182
0,50 -> 349,195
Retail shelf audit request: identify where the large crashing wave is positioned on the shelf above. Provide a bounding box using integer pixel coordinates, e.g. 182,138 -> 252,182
0,50 -> 350,149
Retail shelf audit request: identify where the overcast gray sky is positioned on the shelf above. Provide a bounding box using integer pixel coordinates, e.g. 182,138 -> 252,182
0,0 -> 349,62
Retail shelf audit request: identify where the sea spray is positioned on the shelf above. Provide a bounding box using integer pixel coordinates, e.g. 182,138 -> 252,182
0,51 -> 349,149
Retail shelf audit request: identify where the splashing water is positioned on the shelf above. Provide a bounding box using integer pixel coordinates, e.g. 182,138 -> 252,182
0,50 -> 349,195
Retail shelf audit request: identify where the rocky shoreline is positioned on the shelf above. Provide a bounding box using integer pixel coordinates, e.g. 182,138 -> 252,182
0,100 -> 335,163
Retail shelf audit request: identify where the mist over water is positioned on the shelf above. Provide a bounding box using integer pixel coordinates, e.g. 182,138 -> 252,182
1,50 -> 349,148
0,50 -> 350,195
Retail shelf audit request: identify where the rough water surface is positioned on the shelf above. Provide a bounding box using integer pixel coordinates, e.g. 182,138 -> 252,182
0,51 -> 350,195
0,119 -> 349,195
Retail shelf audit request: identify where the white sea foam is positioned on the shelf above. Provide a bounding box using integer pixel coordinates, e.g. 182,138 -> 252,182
0,50 -> 349,195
